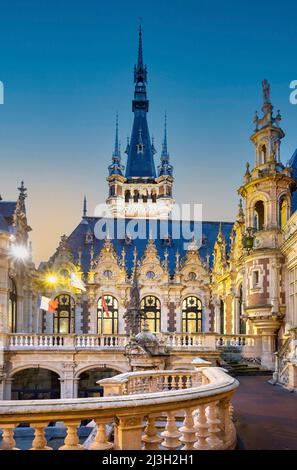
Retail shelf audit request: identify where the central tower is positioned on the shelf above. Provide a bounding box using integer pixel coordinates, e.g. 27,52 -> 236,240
106,27 -> 174,219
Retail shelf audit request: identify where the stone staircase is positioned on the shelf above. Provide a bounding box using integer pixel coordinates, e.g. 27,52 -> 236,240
222,360 -> 272,377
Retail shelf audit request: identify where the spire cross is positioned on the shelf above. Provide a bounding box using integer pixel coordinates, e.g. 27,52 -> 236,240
18,181 -> 27,198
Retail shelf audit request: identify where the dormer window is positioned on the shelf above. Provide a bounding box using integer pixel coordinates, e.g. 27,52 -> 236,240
136,142 -> 145,154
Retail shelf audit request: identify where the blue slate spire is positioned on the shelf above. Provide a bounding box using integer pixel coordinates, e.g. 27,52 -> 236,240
125,27 -> 156,179
108,114 -> 125,176
158,114 -> 173,177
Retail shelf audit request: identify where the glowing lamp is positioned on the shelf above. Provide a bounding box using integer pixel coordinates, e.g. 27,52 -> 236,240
46,274 -> 58,286
11,244 -> 29,261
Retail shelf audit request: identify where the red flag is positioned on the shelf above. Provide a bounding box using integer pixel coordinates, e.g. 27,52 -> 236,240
101,293 -> 110,317
48,299 -> 58,313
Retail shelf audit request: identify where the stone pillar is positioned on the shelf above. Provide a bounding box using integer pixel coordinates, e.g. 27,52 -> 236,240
214,301 -> 221,334
4,377 -> 13,400
252,319 -> 282,370
114,414 -> 144,450
234,296 -> 240,334
175,301 -> 182,333
270,261 -> 280,314
60,363 -> 76,399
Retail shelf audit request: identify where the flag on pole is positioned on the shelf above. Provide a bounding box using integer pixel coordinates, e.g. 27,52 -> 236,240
39,296 -> 58,313
101,293 -> 110,317
70,272 -> 86,292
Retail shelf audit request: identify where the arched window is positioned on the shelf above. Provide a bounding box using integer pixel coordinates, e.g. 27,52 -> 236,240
260,144 -> 267,164
151,192 -> 157,203
8,278 -> 17,333
238,285 -> 246,334
97,295 -> 118,334
141,296 -> 161,333
142,191 -> 148,203
182,296 -> 203,333
220,299 -> 225,334
53,294 -> 75,334
279,197 -> 288,229
133,190 -> 139,203
254,201 -> 265,230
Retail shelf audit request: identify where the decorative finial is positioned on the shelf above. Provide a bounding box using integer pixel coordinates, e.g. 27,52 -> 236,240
262,79 -> 270,105
83,195 -> 87,218
18,181 -> 27,198
162,112 -> 169,157
113,113 -> 120,157
237,199 -> 244,221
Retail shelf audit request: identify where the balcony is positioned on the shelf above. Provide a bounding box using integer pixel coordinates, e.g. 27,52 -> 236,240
0,367 -> 239,450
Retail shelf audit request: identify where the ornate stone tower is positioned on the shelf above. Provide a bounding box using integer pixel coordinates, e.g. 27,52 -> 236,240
239,80 -> 296,369
106,27 -> 174,219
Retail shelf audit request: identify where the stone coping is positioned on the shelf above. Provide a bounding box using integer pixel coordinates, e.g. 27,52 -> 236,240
0,368 -> 239,420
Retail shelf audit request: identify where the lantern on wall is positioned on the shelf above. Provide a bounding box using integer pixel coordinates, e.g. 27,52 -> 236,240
243,227 -> 255,254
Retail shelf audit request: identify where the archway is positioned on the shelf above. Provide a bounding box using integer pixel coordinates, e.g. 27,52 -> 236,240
11,368 -> 60,400
77,367 -> 119,398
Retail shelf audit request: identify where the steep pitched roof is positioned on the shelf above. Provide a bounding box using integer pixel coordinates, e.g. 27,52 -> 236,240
61,217 -> 233,275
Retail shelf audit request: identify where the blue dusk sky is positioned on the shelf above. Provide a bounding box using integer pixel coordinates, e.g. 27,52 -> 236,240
0,0 -> 296,263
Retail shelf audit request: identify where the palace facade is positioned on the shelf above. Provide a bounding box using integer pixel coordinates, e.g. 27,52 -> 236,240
0,29 -> 297,401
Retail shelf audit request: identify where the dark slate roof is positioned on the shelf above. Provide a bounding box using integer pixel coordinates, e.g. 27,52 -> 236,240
65,217 -> 233,275
0,214 -> 10,233
0,201 -> 16,218
290,149 -> 297,214
0,201 -> 16,228
125,110 -> 156,179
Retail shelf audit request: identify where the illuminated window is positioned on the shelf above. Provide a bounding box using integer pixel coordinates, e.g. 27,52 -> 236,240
220,299 -> 225,334
97,295 -> 118,334
238,284 -> 246,334
8,278 -> 17,333
141,296 -> 161,333
53,294 -> 75,334
182,296 -> 203,333
279,197 -> 288,229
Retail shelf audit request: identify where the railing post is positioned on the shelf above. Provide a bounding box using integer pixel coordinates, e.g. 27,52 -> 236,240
0,424 -> 19,450
179,408 -> 196,450
142,414 -> 162,450
161,411 -> 181,449
193,404 -> 209,450
114,414 -> 144,450
88,419 -> 113,450
30,422 -> 52,450
59,421 -> 84,450
206,401 -> 223,449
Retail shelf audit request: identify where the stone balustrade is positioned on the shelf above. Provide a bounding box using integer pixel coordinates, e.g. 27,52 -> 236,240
0,367 -> 239,450
98,369 -> 204,396
5,332 -> 217,351
216,334 -> 258,348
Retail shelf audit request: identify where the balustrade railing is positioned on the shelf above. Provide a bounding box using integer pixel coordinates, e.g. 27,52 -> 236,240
216,334 -> 258,348
0,367 -> 238,450
5,332 -> 260,355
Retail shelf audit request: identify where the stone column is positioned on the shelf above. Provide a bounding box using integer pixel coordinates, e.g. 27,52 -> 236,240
252,319 -> 282,370
213,300 -> 221,334
4,377 -> 13,400
60,363 -> 76,399
270,261 -> 280,314
234,296 -> 240,334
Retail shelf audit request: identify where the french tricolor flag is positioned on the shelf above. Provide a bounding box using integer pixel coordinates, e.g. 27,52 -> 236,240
39,296 -> 58,313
